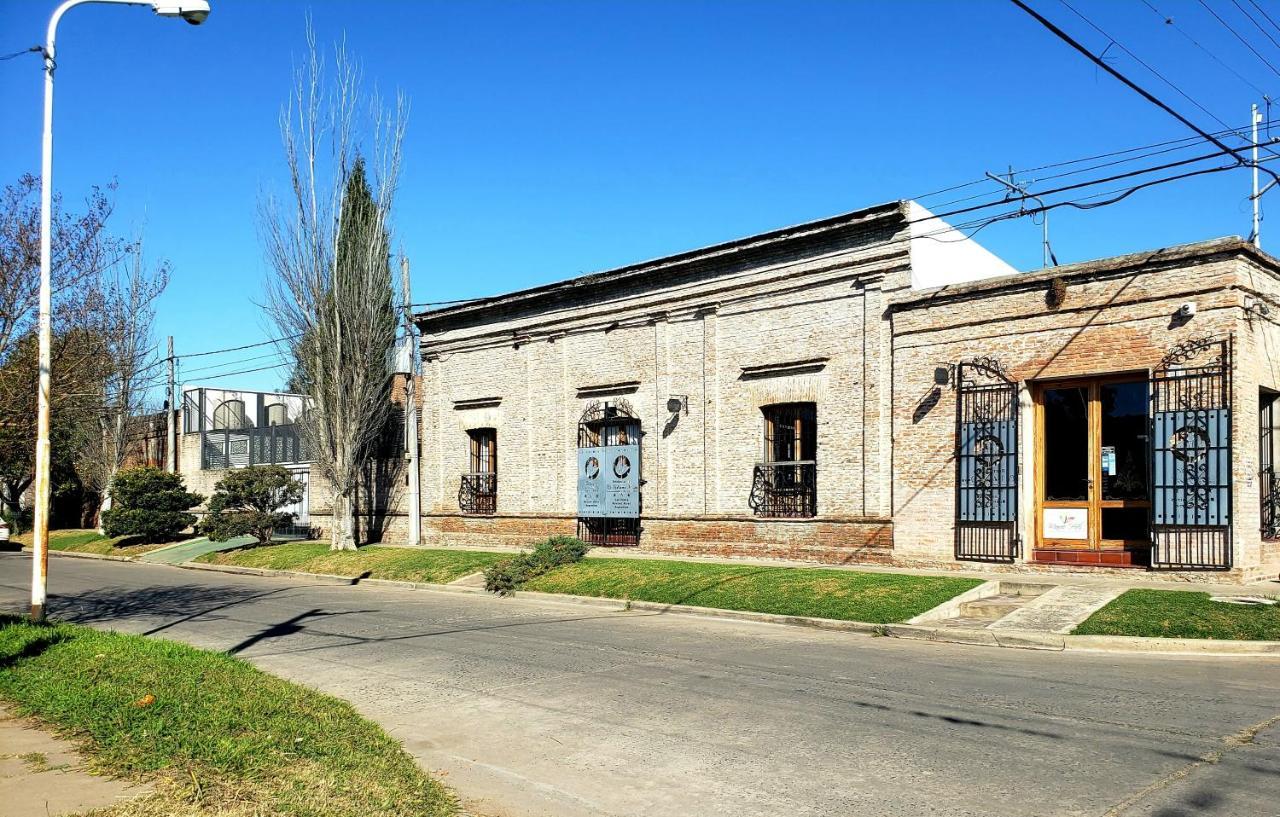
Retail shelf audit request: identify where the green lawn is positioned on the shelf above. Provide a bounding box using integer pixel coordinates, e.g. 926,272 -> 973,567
197,540 -> 507,584
0,616 -> 455,817
12,528 -> 172,558
524,558 -> 983,624
1073,589 -> 1280,640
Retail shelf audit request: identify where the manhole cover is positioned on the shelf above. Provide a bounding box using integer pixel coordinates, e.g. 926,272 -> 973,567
1208,595 -> 1278,606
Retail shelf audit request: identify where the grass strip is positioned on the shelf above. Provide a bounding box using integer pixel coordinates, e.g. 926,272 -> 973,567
524,558 -> 982,623
198,540 -> 507,584
0,615 -> 455,817
1073,588 -> 1280,640
12,529 -> 172,558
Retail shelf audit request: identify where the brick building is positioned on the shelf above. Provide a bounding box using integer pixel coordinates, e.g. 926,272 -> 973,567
414,201 -> 1280,581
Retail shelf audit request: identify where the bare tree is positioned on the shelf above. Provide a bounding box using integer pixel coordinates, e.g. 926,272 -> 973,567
0,175 -> 124,365
262,26 -> 407,551
0,175 -> 126,525
77,245 -> 169,530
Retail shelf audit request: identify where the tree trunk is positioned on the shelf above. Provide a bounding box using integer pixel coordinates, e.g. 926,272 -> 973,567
331,489 -> 357,551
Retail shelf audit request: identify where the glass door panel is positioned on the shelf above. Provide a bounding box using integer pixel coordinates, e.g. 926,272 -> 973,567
1100,381 -> 1148,500
1043,387 -> 1089,501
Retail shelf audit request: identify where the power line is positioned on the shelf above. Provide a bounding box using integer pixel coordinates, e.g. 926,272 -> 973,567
1140,0 -> 1268,97
183,362 -> 291,382
1010,0 -> 1280,186
1057,0 -> 1241,134
176,333 -> 301,360
1229,0 -> 1280,53
180,349 -> 286,376
0,46 -> 40,62
1246,0 -> 1280,40
1197,0 -> 1280,80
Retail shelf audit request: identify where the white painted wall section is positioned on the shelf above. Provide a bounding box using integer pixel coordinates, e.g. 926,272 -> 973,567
906,200 -> 1019,290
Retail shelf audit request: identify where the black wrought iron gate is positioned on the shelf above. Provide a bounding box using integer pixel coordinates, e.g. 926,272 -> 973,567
1150,338 -> 1233,570
954,358 -> 1020,562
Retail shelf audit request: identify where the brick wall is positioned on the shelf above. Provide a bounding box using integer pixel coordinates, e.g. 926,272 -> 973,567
891,239 -> 1279,579
418,208 -> 912,563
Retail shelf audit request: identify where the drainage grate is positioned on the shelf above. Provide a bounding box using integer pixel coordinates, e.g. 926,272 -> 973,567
1208,595 -> 1278,606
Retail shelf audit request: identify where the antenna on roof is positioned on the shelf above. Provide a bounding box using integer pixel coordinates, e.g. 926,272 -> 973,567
986,167 -> 1058,268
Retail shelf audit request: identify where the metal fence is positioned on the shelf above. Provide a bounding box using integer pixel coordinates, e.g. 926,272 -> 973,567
201,424 -> 307,470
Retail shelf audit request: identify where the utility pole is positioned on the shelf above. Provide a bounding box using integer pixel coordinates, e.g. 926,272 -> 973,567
987,168 -> 1057,268
400,256 -> 422,546
1254,103 -> 1263,249
166,336 -> 176,472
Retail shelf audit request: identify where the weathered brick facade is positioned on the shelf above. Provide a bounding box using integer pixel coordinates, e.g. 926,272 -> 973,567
414,202 -> 1012,564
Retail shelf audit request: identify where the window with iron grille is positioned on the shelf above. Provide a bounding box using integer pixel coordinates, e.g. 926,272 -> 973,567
750,403 -> 817,518
460,428 -> 497,514
1262,389 -> 1278,540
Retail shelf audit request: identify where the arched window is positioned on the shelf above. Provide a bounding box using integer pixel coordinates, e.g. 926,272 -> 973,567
212,399 -> 246,431
265,403 -> 291,426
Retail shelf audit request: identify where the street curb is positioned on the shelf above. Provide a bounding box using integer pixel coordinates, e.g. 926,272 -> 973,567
21,546 -> 137,563
167,559 -> 1280,657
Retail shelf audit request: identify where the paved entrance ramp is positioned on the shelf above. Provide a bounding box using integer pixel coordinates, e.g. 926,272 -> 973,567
988,584 -> 1123,634
138,535 -> 255,565
922,581 -> 1054,629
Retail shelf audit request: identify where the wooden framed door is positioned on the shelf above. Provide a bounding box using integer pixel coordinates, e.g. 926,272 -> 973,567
1034,376 -> 1151,561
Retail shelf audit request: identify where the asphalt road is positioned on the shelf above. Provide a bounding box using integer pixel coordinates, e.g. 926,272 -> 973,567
1,553 -> 1277,817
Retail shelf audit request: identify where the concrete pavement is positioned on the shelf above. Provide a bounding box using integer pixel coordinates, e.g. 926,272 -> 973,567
1,552 -> 1278,817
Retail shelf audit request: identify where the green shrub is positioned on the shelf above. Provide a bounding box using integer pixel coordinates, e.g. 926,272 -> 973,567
100,467 -> 202,543
1,506 -> 32,535
484,535 -> 590,595
198,464 -> 304,546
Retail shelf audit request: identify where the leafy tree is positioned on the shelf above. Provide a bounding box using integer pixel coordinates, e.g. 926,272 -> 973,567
199,464 -> 303,546
100,466 -> 201,543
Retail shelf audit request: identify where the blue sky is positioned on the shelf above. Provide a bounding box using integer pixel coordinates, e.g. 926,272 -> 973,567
0,0 -> 1275,391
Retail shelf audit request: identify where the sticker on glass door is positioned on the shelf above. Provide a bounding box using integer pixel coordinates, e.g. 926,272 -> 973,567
1043,508 -> 1088,539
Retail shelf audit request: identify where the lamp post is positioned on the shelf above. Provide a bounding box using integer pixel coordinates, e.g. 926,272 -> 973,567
31,0 -> 210,623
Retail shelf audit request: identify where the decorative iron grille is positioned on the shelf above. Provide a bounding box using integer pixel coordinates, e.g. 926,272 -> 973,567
1150,337 -> 1232,569
749,462 -> 817,518
954,357 -> 1019,562
458,473 -> 497,515
576,400 -> 642,545
1262,468 -> 1280,541
201,424 -> 307,470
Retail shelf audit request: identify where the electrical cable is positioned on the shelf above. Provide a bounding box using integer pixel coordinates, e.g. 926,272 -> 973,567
1228,0 -> 1280,53
0,46 -> 40,62
1140,0 -> 1268,97
180,350 -> 286,376
175,333 -> 301,360
1058,0 -> 1250,138
1197,0 -> 1280,80
1010,0 -> 1280,186
1246,0 -> 1280,40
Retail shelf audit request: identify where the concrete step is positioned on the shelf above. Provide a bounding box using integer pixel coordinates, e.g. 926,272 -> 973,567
958,594 -> 1027,619
996,581 -> 1055,598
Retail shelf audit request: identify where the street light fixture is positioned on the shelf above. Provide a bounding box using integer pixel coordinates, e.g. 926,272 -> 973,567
30,0 -> 210,623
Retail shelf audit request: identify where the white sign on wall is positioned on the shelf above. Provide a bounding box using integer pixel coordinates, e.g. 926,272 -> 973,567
1043,508 -> 1088,540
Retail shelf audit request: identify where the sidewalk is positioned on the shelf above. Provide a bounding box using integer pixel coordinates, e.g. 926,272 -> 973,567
0,706 -> 146,817
137,534 -> 255,565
